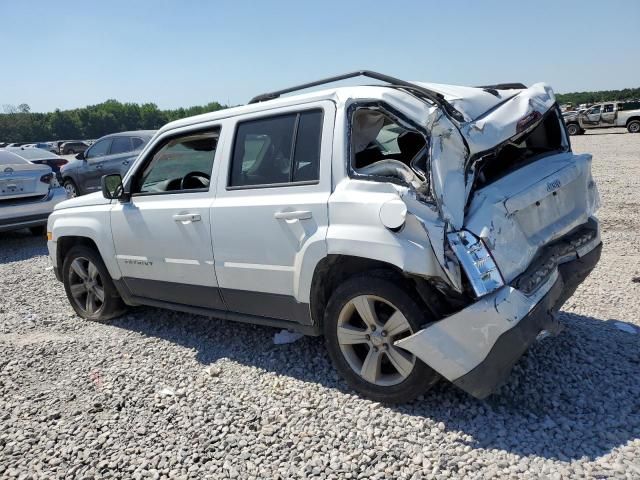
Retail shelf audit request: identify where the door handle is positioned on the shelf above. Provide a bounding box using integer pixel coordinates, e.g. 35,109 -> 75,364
95,164 -> 103,169
173,213 -> 201,223
274,210 -> 312,220
122,160 -> 129,165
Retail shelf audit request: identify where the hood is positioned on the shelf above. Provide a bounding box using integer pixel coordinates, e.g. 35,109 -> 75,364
427,82 -> 557,230
54,192 -> 111,211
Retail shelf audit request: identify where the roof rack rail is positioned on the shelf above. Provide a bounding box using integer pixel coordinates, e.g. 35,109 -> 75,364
476,83 -> 527,90
248,70 -> 465,122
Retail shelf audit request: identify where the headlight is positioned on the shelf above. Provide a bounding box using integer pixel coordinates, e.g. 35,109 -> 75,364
447,230 -> 504,297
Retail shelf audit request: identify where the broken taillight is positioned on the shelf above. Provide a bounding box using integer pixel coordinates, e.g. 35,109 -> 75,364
516,111 -> 542,133
447,230 -> 505,297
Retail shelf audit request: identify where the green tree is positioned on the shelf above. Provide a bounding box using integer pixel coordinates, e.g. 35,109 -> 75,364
0,98 -> 228,142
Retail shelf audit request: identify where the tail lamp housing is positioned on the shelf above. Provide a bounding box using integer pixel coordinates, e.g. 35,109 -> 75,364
447,230 -> 505,297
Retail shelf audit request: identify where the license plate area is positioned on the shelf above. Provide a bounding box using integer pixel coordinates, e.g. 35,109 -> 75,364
0,179 -> 25,195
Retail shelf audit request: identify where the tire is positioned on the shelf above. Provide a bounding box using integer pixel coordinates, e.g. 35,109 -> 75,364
63,179 -> 79,198
627,120 -> 640,134
62,245 -> 126,321
29,226 -> 45,236
566,123 -> 581,136
323,274 -> 439,403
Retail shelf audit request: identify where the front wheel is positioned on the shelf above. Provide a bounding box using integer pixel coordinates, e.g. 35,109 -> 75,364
566,123 -> 582,136
627,120 -> 640,134
323,274 -> 439,403
62,245 -> 126,321
63,179 -> 79,198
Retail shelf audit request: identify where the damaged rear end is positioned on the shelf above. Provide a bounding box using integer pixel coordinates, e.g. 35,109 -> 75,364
396,83 -> 602,398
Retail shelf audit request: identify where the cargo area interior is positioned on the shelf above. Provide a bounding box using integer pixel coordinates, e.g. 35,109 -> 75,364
473,109 -> 567,189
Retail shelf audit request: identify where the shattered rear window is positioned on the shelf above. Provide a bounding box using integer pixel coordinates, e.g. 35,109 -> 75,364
474,109 -> 566,188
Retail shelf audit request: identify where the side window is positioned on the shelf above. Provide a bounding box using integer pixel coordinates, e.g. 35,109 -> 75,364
86,139 -> 111,160
110,136 -> 132,155
131,137 -> 144,149
229,109 -> 323,188
603,104 -> 614,113
292,110 -> 323,182
133,130 -> 219,195
351,108 -> 427,170
589,105 -> 601,115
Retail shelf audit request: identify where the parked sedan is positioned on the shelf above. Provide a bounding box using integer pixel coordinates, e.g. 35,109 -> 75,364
6,147 -> 68,180
60,131 -> 155,197
0,150 -> 67,235
60,141 -> 89,155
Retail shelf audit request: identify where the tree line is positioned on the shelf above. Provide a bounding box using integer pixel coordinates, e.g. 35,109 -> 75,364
555,87 -> 640,106
0,100 -> 228,142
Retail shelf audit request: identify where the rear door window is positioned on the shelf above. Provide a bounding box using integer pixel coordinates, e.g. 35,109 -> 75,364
229,109 -> 323,188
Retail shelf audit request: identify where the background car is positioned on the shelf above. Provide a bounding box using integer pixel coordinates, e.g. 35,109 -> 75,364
5,146 -> 68,180
33,142 -> 58,153
0,150 -> 67,235
60,130 -> 155,197
60,141 -> 89,155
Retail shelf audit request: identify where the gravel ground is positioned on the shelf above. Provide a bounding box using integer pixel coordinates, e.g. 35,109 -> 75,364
1,129 -> 639,479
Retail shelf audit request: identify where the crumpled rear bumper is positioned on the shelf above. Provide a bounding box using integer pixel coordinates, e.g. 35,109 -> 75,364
395,238 -> 602,399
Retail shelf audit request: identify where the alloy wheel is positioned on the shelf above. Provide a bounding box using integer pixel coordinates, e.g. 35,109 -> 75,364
336,294 -> 416,386
68,257 -> 105,316
64,182 -> 77,197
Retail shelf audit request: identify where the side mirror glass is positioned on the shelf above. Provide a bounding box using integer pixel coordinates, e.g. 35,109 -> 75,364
76,151 -> 85,160
101,174 -> 126,200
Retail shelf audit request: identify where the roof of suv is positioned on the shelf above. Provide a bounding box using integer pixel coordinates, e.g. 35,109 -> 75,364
158,81 -> 527,135
104,130 -> 156,138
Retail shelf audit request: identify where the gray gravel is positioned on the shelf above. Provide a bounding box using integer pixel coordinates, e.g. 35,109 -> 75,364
1,129 -> 639,479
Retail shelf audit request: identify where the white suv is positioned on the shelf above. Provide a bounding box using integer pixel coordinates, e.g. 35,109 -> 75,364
47,71 -> 601,402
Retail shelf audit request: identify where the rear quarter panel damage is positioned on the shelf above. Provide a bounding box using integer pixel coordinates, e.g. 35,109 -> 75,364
326,179 -> 447,281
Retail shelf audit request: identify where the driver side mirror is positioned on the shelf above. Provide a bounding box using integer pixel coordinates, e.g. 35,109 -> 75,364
76,151 -> 85,160
101,174 -> 128,201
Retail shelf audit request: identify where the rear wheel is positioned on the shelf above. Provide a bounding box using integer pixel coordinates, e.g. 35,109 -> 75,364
627,120 -> 640,134
63,179 -> 79,197
62,245 -> 126,321
323,274 -> 439,403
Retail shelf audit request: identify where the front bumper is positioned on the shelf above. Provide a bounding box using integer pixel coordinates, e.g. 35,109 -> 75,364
395,238 -> 602,399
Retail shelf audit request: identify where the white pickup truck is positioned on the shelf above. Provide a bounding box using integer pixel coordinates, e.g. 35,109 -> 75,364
563,100 -> 640,135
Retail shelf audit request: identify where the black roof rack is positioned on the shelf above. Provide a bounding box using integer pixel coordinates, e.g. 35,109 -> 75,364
248,70 -> 465,122
476,82 -> 527,90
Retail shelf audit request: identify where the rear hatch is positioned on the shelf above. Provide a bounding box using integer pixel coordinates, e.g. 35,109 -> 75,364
464,150 -> 599,282
427,82 -> 599,284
